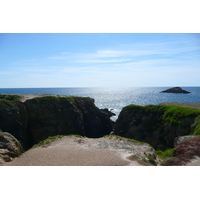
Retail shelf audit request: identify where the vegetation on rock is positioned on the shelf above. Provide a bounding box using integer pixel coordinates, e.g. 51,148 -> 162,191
0,94 -> 20,101
114,104 -> 200,150
33,134 -> 85,148
193,115 -> 200,135
0,94 -> 114,150
32,135 -> 65,148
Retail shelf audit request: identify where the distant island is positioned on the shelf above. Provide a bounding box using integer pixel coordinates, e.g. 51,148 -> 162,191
160,87 -> 191,94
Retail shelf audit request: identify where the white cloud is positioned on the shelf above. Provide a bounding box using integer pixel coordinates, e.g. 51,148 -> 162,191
4,38 -> 199,88
76,58 -> 132,63
46,40 -> 200,66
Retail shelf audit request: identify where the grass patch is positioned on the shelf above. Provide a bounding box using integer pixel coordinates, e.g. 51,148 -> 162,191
26,95 -> 93,106
138,104 -> 200,129
0,95 -> 21,108
193,115 -> 200,135
32,135 -> 64,148
124,104 -> 145,109
127,138 -> 147,144
161,105 -> 200,125
32,134 -> 84,148
155,148 -> 174,160
123,104 -> 200,126
143,152 -> 157,166
0,94 -> 20,101
146,105 -> 200,125
0,99 -> 17,108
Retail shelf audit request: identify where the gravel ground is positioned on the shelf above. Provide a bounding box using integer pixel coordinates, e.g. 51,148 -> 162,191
2,136 -> 155,166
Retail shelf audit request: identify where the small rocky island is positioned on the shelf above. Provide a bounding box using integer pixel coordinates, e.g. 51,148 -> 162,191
160,87 -> 191,94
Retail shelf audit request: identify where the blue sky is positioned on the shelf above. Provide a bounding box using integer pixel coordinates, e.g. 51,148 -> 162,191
0,33 -> 200,88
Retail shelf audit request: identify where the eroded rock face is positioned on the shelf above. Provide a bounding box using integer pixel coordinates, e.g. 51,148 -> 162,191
25,96 -> 114,145
160,87 -> 190,94
0,131 -> 23,164
0,100 -> 29,149
0,95 -> 115,149
114,104 -> 200,150
165,136 -> 200,166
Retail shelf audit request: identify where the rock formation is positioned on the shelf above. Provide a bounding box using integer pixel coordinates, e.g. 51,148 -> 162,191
114,104 -> 200,150
0,99 -> 29,149
164,135 -> 200,166
1,94 -> 200,165
0,131 -> 23,164
160,87 -> 190,93
0,95 -> 115,149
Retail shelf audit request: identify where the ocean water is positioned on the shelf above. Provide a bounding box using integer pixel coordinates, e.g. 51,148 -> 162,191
0,87 -> 200,120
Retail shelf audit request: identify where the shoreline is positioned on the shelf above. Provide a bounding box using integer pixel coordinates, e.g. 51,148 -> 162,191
158,102 -> 200,109
3,93 -> 200,109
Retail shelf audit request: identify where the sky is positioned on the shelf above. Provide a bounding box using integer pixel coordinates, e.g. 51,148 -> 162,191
0,33 -> 200,88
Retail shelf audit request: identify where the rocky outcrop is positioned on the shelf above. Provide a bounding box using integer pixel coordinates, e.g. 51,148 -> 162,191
0,99 -> 29,149
174,135 -> 197,146
114,104 -> 200,150
160,87 -> 190,94
0,95 -> 115,149
164,136 -> 200,166
0,131 -> 23,164
25,96 -> 114,145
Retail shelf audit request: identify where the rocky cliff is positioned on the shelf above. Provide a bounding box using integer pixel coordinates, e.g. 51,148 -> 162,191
0,95 -> 115,149
114,104 -> 200,150
0,98 -> 29,149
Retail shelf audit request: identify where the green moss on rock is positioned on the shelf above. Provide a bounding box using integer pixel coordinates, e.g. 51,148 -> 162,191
193,115 -> 200,135
114,104 -> 200,150
0,94 -> 20,101
32,135 -> 64,148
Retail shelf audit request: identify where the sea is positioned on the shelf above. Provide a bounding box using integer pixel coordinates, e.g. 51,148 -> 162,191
0,87 -> 200,121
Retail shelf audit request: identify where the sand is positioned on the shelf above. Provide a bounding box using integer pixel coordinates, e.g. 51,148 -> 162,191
2,136 -> 152,166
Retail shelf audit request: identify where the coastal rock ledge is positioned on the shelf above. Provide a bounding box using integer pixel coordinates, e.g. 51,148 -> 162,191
114,104 -> 200,150
160,87 -> 190,94
0,94 -> 115,151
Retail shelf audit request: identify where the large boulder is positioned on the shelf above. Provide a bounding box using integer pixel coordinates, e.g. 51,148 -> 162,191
114,104 -> 200,150
0,131 -> 23,164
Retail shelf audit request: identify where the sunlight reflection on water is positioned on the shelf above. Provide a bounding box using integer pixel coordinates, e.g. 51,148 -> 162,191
1,87 -> 200,120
